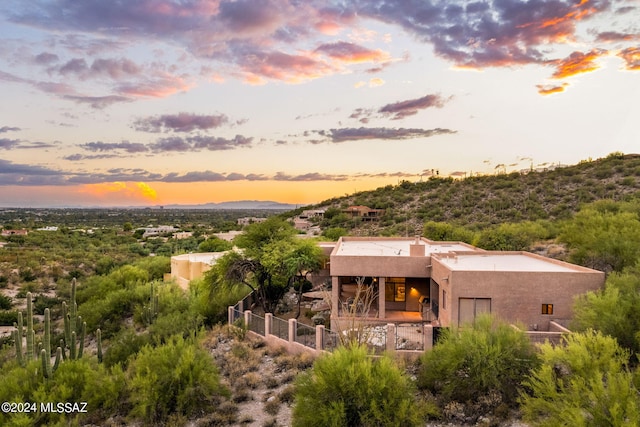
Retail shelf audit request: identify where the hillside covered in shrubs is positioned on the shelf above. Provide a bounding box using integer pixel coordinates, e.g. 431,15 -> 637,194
307,152 -> 640,237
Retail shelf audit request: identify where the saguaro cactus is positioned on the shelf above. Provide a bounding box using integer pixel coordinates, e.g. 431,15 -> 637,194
12,280 -> 101,375
62,278 -> 86,359
25,293 -> 34,361
13,292 -> 37,366
13,312 -> 24,366
96,328 -> 103,363
41,308 -> 62,378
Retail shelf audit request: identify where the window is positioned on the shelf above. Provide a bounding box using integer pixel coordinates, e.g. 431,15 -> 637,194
459,298 -> 491,325
385,278 -> 406,302
442,290 -> 447,310
542,304 -> 554,315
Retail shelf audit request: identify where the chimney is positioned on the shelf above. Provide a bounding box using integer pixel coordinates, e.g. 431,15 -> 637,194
410,236 -> 425,257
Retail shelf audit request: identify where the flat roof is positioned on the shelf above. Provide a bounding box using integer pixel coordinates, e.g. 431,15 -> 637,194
172,252 -> 226,264
437,253 -> 579,273
334,239 -> 472,257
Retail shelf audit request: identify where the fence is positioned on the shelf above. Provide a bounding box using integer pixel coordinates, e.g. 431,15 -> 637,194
230,306 -> 243,325
322,328 -> 340,352
249,312 -> 265,336
295,323 -> 316,348
395,323 -> 425,351
228,292 -> 435,354
271,315 -> 289,340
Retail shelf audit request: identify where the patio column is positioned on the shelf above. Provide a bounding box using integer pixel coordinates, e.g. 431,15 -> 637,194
378,277 -> 385,318
265,313 -> 272,336
331,276 -> 339,315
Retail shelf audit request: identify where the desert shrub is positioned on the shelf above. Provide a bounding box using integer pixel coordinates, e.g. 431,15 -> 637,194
16,282 -> 40,298
520,330 -> 639,426
274,351 -> 315,371
79,285 -> 149,338
32,294 -> 61,315
475,221 -> 552,251
0,294 -> 12,310
293,344 -> 425,427
423,221 -> 475,243
571,266 -> 640,363
321,227 -> 348,241
264,397 -> 281,415
132,256 -> 171,281
198,236 -> 233,253
127,335 -> 228,424
417,314 -> 539,412
191,275 -> 250,326
0,358 -> 125,427
102,327 -> 151,368
241,372 -> 262,389
0,310 -> 19,326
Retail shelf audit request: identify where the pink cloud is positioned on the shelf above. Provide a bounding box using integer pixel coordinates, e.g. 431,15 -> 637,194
315,41 -> 390,63
116,74 -> 192,98
239,50 -> 336,84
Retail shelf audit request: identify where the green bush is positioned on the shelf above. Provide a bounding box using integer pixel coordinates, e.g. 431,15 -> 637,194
0,358 -> 125,427
571,266 -> 640,363
32,294 -> 61,315
293,344 -> 426,427
198,236 -> 233,252
417,314 -> 539,412
127,335 -> 229,424
520,330 -> 639,426
79,286 -> 148,338
102,327 -> 151,368
191,275 -> 250,326
321,227 -> 348,241
0,310 -> 19,326
0,294 -> 12,310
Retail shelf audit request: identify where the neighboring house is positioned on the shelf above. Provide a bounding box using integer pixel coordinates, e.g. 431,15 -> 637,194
141,226 -> 178,238
237,217 -> 267,226
37,226 -> 58,231
170,252 -> 227,289
293,218 -> 311,231
293,209 -> 326,231
299,209 -> 326,219
214,230 -> 242,241
341,205 -> 384,221
1,229 -> 28,236
328,236 -> 604,332
173,231 -> 193,240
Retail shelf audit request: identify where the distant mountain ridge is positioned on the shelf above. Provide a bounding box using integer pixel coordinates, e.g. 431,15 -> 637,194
159,200 -> 299,210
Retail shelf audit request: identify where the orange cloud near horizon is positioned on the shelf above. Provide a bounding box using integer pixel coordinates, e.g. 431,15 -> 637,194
551,49 -> 606,79
79,182 -> 158,203
537,82 -> 568,95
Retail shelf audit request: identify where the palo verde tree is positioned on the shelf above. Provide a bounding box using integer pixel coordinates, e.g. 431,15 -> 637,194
260,238 -> 324,318
571,265 -> 640,364
559,200 -> 640,273
225,217 -> 299,313
520,330 -> 639,426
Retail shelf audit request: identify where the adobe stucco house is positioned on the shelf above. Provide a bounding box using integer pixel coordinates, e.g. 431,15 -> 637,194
170,252 -> 226,289
328,236 -> 604,332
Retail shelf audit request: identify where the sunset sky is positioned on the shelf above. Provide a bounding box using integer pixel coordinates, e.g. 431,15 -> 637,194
1,0 -> 638,208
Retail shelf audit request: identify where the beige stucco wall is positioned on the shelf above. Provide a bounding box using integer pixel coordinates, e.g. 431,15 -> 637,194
330,254 -> 431,278
170,254 -> 217,289
432,254 -> 604,329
